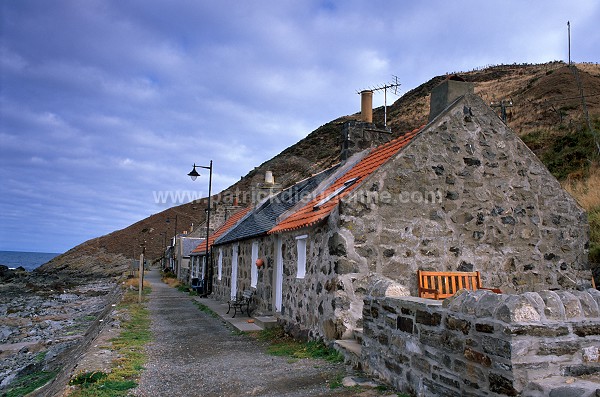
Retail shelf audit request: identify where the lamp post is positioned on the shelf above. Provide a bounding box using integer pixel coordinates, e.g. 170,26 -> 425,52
159,232 -> 166,269
165,215 -> 178,271
166,215 -> 178,241
188,161 -> 213,297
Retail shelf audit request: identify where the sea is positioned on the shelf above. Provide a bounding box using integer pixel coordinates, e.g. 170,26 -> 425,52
0,250 -> 61,272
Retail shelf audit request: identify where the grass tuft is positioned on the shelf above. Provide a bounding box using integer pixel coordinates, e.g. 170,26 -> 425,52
2,371 -> 57,397
70,371 -> 108,385
192,301 -> 219,317
257,326 -> 344,363
522,128 -> 599,180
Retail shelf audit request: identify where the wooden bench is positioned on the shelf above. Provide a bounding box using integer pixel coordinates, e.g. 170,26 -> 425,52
227,289 -> 254,317
417,270 -> 501,300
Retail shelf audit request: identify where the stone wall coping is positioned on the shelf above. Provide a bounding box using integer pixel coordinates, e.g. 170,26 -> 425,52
376,288 -> 600,323
388,295 -> 443,306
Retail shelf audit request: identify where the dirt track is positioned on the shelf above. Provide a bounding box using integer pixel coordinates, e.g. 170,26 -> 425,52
129,269 -> 390,397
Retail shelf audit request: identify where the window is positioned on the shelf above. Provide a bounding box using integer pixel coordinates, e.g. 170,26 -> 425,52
251,241 -> 259,288
217,248 -> 223,281
313,177 -> 359,210
296,235 -> 308,279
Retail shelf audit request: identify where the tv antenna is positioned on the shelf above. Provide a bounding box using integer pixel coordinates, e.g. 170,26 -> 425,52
357,75 -> 401,127
490,98 -> 513,123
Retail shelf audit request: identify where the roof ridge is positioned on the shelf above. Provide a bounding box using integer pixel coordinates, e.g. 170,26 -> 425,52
191,206 -> 252,254
268,126 -> 422,234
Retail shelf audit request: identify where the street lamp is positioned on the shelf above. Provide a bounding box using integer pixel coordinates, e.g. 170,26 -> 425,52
166,215 -> 178,240
188,161 -> 213,297
159,232 -> 166,269
165,215 -> 178,272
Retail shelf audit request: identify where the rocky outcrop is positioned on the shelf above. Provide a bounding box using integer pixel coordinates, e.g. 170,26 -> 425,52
0,274 -> 121,394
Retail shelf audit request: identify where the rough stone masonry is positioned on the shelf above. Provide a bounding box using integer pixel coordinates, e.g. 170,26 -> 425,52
362,289 -> 600,396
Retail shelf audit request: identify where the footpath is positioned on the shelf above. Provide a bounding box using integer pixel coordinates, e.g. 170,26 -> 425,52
130,268 -> 387,397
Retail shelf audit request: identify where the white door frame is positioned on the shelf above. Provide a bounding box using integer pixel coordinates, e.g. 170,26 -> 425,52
231,243 -> 239,300
274,236 -> 283,312
251,241 -> 259,288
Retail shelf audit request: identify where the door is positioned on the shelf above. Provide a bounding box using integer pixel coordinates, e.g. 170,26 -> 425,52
274,236 -> 283,312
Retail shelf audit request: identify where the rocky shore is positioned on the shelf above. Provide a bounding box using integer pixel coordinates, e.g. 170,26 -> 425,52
0,266 -> 121,394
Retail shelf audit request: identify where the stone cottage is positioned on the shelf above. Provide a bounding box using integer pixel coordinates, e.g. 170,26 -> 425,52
211,167 -> 339,306
173,234 -> 203,282
211,78 -> 591,342
190,206 -> 250,295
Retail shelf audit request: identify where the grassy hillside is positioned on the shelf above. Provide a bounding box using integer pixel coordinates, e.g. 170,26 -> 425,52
39,61 -> 600,276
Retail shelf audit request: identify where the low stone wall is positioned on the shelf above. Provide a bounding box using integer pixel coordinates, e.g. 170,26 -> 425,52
362,289 -> 600,396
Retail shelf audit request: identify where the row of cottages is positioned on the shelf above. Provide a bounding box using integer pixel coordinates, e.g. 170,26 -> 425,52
208,78 -> 591,341
189,206 -> 251,295
167,233 -> 203,282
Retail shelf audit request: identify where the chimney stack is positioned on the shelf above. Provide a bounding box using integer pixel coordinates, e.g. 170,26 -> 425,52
252,171 -> 282,205
429,75 -> 474,121
360,90 -> 373,122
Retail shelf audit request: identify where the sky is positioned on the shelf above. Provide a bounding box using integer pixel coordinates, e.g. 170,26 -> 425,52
1,1 -> 599,254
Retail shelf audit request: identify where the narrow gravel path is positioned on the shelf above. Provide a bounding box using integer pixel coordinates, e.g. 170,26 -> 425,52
131,269 -> 357,397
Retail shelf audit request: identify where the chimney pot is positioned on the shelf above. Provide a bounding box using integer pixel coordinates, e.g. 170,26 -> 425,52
360,90 -> 373,123
265,171 -> 274,185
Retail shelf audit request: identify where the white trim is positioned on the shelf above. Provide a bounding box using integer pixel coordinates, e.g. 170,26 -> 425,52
274,236 -> 283,312
231,244 -> 239,300
296,236 -> 307,279
251,241 -> 259,288
312,177 -> 359,210
217,248 -> 223,281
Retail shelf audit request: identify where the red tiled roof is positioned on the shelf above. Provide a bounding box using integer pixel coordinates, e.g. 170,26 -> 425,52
191,206 -> 252,254
268,128 -> 421,234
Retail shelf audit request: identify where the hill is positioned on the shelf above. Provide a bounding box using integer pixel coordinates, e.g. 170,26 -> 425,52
38,61 -> 600,277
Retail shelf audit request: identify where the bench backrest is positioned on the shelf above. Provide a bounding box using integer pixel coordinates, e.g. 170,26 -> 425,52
241,289 -> 254,299
417,270 -> 483,300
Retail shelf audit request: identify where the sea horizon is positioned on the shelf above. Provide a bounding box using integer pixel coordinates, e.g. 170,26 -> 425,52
0,250 -> 61,271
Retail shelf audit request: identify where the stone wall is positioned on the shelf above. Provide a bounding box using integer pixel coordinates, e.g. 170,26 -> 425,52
212,235 -> 276,313
337,93 -> 590,298
276,226 -> 344,340
212,223 -> 375,341
362,289 -> 600,396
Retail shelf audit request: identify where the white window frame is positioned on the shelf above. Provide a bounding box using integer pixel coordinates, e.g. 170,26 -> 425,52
251,241 -> 259,288
295,235 -> 308,279
190,257 -> 196,278
217,248 -> 223,281
313,177 -> 359,210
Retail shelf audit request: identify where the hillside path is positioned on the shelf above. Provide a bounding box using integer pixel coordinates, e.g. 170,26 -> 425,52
131,268 -> 366,397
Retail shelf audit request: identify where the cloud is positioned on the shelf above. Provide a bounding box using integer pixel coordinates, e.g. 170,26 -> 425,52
1,0 -> 598,253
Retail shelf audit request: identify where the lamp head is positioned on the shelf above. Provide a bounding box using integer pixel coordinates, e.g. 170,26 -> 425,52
188,164 -> 201,181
